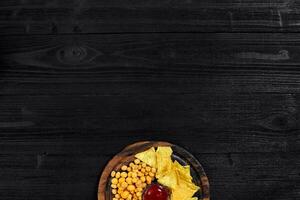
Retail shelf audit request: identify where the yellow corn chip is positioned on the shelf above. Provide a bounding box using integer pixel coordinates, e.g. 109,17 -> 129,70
187,198 -> 198,200
156,146 -> 172,157
134,146 -> 200,200
135,147 -> 157,168
171,180 -> 200,200
173,160 -> 192,181
157,169 -> 178,189
156,147 -> 173,178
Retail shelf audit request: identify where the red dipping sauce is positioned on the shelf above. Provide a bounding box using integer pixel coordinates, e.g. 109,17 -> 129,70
143,184 -> 169,200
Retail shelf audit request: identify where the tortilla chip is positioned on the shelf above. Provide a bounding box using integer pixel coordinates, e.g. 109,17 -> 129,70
135,146 -> 200,200
157,169 -> 178,189
135,147 -> 157,168
171,180 -> 200,200
187,198 -> 198,200
156,146 -> 172,157
173,160 -> 192,182
156,147 -> 173,178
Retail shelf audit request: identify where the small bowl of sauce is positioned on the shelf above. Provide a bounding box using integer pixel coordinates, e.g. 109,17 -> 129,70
143,184 -> 170,200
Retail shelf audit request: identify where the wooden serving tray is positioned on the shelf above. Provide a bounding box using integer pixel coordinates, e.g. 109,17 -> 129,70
98,141 -> 210,200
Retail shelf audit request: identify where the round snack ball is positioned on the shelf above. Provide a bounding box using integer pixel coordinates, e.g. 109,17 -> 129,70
127,184 -> 135,192
146,176 -> 152,184
119,177 -> 125,183
112,178 -> 118,185
131,172 -> 137,178
149,172 -> 155,177
137,171 -> 143,177
132,165 -> 138,170
121,182 -> 128,189
151,168 -> 156,173
126,177 -> 132,184
118,188 -> 123,194
145,166 -> 151,172
111,171 -> 116,177
129,163 -> 135,168
132,177 -> 138,183
127,194 -> 132,200
134,159 -> 140,165
121,190 -> 130,199
121,172 -> 128,178
135,180 -> 142,188
136,191 -> 142,197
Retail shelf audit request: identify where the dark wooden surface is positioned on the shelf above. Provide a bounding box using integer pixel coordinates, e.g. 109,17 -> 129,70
0,1 -> 299,200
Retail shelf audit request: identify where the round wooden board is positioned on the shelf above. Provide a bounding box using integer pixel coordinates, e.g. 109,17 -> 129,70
98,141 -> 210,200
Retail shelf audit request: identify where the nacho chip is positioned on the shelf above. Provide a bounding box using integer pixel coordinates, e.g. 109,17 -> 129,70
187,197 -> 198,200
171,180 -> 200,200
156,147 -> 173,178
173,160 -> 192,182
157,169 -> 178,189
135,147 -> 157,168
135,146 -> 200,200
156,146 -> 172,157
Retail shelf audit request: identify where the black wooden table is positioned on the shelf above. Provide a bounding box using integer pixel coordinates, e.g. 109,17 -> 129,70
0,1 -> 299,200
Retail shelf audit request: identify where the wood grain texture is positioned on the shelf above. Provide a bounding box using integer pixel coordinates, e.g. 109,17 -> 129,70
0,150 -> 298,200
0,32 -> 299,200
1,0 -> 300,34
2,33 -> 300,80
0,1 -> 300,200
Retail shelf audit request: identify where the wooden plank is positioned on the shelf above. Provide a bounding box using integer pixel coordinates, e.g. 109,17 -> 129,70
0,152 -> 298,200
0,33 -> 299,154
0,89 -> 299,152
0,127 -> 297,154
0,0 -> 300,34
0,152 -> 298,182
1,33 -> 300,75
0,33 -> 299,199
0,0 -> 293,8
0,182 -> 298,200
1,33 -> 300,94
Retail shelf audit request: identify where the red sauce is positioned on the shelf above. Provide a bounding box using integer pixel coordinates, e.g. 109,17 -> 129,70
143,184 -> 169,200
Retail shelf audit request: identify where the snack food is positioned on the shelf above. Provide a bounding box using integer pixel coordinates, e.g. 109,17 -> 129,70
110,146 -> 200,200
110,159 -> 156,200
